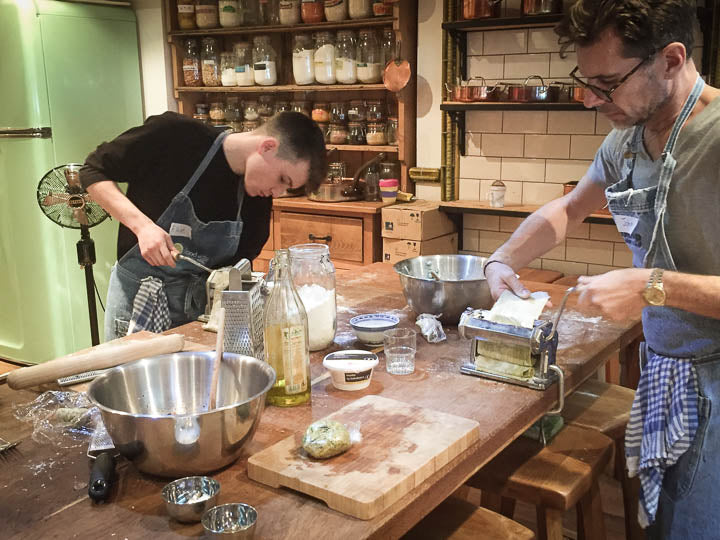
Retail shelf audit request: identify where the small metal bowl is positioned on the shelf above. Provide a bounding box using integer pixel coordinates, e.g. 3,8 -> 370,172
202,503 -> 258,539
161,476 -> 220,523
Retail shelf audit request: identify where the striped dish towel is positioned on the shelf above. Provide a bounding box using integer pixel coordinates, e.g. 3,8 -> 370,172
126,276 -> 172,335
625,346 -> 699,527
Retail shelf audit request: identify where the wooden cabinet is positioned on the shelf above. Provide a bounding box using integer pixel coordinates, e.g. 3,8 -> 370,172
253,197 -> 386,272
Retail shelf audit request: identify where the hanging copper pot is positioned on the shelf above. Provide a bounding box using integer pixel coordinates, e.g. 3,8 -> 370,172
463,0 -> 502,20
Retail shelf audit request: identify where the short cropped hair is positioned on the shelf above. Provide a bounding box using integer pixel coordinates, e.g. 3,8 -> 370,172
555,0 -> 696,59
257,111 -> 327,193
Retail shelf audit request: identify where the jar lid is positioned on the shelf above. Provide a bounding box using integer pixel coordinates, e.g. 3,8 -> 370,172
491,180 -> 506,187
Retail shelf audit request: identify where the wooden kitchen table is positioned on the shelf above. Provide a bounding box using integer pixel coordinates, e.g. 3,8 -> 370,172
0,263 -> 642,539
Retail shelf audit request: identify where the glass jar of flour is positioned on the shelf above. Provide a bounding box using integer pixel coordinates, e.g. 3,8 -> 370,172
289,243 -> 336,351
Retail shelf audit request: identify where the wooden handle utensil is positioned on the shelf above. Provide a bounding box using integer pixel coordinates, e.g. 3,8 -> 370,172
7,334 -> 185,390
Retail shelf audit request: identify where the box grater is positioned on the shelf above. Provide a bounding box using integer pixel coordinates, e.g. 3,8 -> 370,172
221,263 -> 267,360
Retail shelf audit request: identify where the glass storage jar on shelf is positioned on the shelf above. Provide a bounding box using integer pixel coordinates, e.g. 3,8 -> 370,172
347,99 -> 366,121
301,0 -> 324,22
292,34 -> 314,85
291,100 -> 310,116
386,116 -> 398,146
317,122 -> 329,142
335,30 -> 357,84
366,121 -> 386,145
311,102 -> 330,123
356,29 -> 382,83
258,0 -> 280,24
380,28 -> 394,68
327,161 -> 346,180
330,101 -> 347,123
379,161 -> 398,183
363,163 -> 380,201
210,100 -> 225,122
220,52 -> 238,86
219,0 -> 242,26
348,0 -> 371,18
289,243 -> 337,352
279,0 -> 301,24
348,121 -> 365,145
372,0 -> 390,16
313,31 -> 336,85
233,42 -> 254,86
252,35 -> 278,85
324,0 -> 347,22
177,0 -> 196,30
182,39 -> 202,87
225,97 -> 242,122
264,248 -> 311,406
201,37 -> 221,86
258,95 -> 275,117
193,103 -> 210,123
328,123 -> 349,145
365,99 -> 385,121
196,0 -> 219,28
243,0 -> 258,24
242,119 -> 260,131
243,99 -> 260,120
275,100 -> 290,113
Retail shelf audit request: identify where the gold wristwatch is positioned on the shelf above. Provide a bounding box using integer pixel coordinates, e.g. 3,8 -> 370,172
642,268 -> 666,306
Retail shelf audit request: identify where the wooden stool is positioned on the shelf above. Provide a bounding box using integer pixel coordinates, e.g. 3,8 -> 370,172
517,268 -> 564,284
466,425 -> 613,540
403,495 -> 535,540
563,378 -> 643,540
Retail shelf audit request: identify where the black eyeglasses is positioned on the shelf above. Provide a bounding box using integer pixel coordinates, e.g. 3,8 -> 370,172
569,53 -> 655,103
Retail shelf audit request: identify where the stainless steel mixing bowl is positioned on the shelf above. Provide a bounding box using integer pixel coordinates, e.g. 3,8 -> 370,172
87,351 -> 275,477
393,255 -> 493,323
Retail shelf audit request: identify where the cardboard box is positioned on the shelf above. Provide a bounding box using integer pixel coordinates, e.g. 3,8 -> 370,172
381,200 -> 456,241
382,233 -> 459,265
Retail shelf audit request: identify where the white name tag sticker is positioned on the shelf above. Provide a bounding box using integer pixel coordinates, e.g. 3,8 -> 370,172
169,222 -> 192,239
614,214 -> 638,235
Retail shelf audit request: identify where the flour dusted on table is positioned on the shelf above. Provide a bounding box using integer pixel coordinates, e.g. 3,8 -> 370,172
297,284 -> 336,351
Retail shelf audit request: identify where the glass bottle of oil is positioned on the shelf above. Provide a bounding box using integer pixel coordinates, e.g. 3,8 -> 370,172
263,249 -> 311,407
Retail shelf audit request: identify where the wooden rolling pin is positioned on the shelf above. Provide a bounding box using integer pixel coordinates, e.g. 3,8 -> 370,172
7,334 -> 185,390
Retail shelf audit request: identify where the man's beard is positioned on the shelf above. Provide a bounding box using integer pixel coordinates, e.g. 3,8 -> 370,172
602,79 -> 670,129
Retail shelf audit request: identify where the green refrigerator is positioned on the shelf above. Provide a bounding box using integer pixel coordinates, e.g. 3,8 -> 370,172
0,0 -> 144,364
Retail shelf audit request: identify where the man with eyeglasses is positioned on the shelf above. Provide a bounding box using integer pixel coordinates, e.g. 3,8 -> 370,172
482,0 -> 720,536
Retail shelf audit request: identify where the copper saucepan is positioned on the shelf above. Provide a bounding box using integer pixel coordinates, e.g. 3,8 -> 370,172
505,75 -> 563,102
445,79 -> 472,102
467,77 -> 504,102
463,0 -> 502,19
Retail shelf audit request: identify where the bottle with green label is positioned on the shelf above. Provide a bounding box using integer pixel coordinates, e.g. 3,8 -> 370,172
264,249 -> 311,407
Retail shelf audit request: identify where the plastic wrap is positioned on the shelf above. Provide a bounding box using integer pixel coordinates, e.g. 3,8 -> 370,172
415,313 -> 447,343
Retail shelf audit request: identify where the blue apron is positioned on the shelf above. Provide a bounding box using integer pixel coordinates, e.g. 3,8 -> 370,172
606,76 -> 720,535
104,131 -> 243,339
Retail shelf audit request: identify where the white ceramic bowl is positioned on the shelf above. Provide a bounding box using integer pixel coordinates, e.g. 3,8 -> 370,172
322,350 -> 379,391
349,313 -> 400,345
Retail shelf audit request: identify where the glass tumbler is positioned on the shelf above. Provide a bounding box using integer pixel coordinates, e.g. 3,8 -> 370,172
383,328 -> 416,375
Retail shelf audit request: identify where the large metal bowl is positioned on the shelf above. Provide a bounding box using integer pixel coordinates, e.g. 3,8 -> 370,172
87,351 -> 275,478
393,255 -> 493,323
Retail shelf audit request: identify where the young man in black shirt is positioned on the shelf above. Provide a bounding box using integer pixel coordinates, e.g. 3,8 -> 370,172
80,111 -> 326,338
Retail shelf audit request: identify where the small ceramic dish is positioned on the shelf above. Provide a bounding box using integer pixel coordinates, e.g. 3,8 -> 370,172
322,350 -> 379,391
349,313 -> 400,345
162,476 -> 220,523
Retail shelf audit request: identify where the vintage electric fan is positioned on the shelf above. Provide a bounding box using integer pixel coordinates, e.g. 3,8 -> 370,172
36,163 -> 109,346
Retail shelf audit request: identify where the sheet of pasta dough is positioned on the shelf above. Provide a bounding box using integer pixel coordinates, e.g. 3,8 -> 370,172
486,290 -> 550,329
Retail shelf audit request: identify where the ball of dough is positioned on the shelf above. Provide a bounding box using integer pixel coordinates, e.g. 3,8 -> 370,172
302,419 -> 351,459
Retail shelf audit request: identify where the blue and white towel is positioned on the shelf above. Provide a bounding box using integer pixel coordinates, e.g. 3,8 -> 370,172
126,276 -> 171,335
625,347 -> 699,527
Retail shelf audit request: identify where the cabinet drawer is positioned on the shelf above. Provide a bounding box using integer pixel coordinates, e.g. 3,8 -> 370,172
278,212 -> 363,263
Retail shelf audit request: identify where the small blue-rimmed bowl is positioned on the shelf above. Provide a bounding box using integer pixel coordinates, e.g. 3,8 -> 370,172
349,314 -> 400,346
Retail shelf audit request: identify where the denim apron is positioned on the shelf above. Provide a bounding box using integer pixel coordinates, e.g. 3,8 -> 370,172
606,76 -> 720,536
104,131 -> 243,339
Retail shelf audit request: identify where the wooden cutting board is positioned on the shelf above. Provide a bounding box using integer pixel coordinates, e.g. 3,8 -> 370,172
247,395 -> 480,520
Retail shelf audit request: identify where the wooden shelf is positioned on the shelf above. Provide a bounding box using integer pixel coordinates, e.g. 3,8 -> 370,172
168,16 -> 394,40
442,13 -> 563,32
441,101 -> 589,111
439,200 -> 614,225
326,144 -> 398,152
176,84 -> 387,93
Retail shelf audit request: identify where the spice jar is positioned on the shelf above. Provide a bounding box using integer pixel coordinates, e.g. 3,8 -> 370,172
324,0 -> 347,22
317,122 -> 330,142
289,243 -> 337,352
291,100 -> 310,116
348,0 -> 371,18
177,0 -> 196,30
356,29 -> 382,83
328,123 -> 349,145
210,101 -> 225,121
279,0 -> 301,24
201,37 -> 221,86
225,97 -> 242,122
366,121 -> 386,145
252,35 -> 278,85
490,180 -> 506,208
221,52 -> 237,86
182,39 -> 202,87
372,0 -> 390,16
386,116 -> 398,146
258,95 -> 275,117
311,102 -> 330,123
243,100 -> 260,120
242,119 -> 260,132
258,0 -> 280,24
301,0 -> 324,23
330,101 -> 347,123
380,28 -> 394,68
193,103 -> 210,123
219,0 -> 242,26
196,0 -> 219,28
313,31 -> 336,85
348,99 -> 366,121
233,42 -> 254,86
292,34 -> 315,85
365,99 -> 385,121
335,30 -> 358,84
348,121 -> 365,145
275,100 -> 290,113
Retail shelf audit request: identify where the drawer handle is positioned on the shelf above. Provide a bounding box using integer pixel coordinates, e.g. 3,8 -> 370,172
309,234 -> 332,242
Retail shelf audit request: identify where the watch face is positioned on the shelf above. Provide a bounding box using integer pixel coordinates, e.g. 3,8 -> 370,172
644,286 -> 666,306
